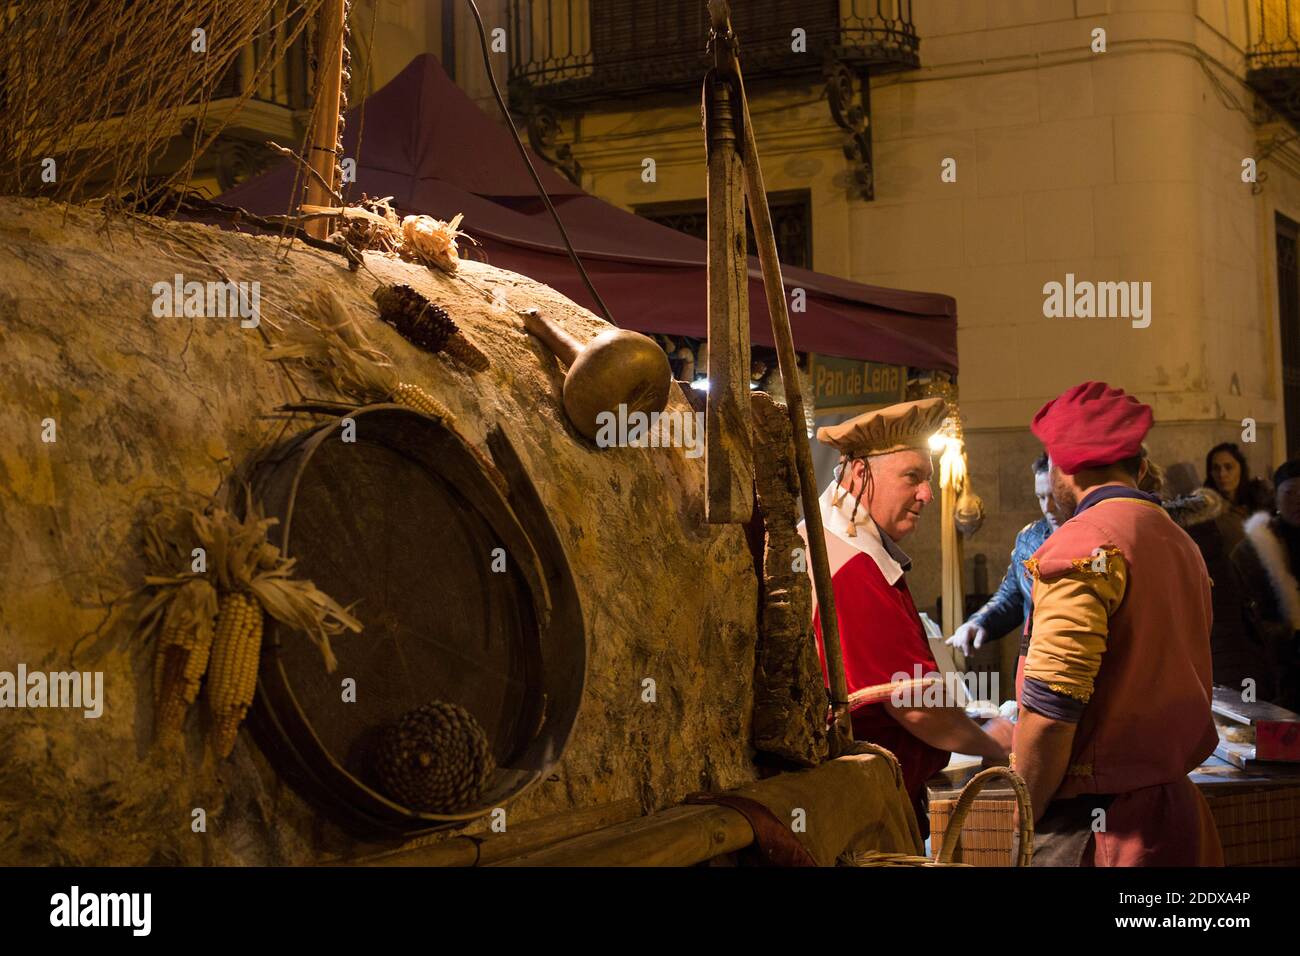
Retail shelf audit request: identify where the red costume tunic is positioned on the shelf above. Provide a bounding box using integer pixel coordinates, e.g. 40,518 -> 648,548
798,486 -> 950,832
1019,488 -> 1223,866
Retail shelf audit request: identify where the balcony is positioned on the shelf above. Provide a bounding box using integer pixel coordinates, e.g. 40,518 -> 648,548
507,0 -> 919,109
1248,0 -> 1300,127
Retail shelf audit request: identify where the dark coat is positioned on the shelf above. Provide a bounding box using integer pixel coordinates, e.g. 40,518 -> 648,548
1166,491 -> 1259,693
1228,512 -> 1300,709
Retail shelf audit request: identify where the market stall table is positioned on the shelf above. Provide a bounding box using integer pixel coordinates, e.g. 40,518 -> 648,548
927,754 -> 1300,866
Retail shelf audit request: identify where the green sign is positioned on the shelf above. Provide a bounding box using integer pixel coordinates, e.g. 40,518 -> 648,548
809,356 -> 907,413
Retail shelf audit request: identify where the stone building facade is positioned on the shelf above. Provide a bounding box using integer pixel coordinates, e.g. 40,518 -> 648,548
204,2 -> 1300,641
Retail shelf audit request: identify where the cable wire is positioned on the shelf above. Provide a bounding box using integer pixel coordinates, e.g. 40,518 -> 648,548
463,0 -> 616,325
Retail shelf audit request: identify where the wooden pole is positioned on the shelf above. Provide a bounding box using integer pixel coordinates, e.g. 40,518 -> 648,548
492,803 -> 754,867
708,0 -> 853,754
304,0 -> 347,240
938,438 -> 966,639
703,70 -> 754,524
336,799 -> 642,867
940,473 -> 961,638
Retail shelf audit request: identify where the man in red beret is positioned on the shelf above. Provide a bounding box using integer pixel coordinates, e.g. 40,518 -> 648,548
1014,381 -> 1223,865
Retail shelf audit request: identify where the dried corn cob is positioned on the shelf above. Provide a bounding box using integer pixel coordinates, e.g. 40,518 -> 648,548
153,617 -> 188,727
439,332 -> 490,373
207,591 -> 264,758
148,564 -> 219,743
392,381 -> 455,421
372,284 -> 490,372
153,608 -> 216,742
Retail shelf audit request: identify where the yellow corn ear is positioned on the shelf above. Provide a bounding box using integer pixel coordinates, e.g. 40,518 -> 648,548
392,382 -> 454,422
153,617 -> 184,705
207,591 -> 264,758
154,616 -> 215,743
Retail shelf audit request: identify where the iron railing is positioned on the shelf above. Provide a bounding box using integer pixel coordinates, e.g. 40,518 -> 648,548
508,0 -> 918,106
1248,0 -> 1300,126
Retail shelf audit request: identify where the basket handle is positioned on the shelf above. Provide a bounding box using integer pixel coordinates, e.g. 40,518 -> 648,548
937,766 -> 1034,867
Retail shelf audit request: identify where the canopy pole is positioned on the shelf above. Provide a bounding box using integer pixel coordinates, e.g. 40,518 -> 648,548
304,0 -> 347,240
707,0 -> 853,756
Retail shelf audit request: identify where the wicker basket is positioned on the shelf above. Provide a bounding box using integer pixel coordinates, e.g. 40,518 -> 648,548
930,796 -> 1018,866
846,766 -> 1034,867
1204,786 -> 1300,866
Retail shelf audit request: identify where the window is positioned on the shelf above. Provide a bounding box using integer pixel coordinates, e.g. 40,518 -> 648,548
634,189 -> 813,270
1276,213 -> 1300,456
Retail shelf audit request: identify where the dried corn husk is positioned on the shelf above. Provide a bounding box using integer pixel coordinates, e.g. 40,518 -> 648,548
132,489 -> 362,755
193,491 -> 362,675
267,289 -> 456,422
152,577 -> 219,741
322,195 -> 404,254
399,213 -> 474,273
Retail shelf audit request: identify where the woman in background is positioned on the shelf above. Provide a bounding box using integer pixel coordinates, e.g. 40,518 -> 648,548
1205,443 -> 1272,540
1164,462 -> 1257,695
1230,460 -> 1300,709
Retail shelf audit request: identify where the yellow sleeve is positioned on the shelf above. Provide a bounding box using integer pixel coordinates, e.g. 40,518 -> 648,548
1024,549 -> 1128,703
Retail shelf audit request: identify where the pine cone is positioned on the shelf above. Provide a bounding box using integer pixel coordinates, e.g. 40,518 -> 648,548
372,701 -> 494,813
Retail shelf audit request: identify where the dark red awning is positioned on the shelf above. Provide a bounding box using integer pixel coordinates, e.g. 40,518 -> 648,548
220,54 -> 957,373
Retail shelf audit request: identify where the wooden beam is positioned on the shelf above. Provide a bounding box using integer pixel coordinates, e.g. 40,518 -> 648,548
492,804 -> 754,867
339,799 -> 642,868
703,64 -> 753,524
712,0 -> 852,753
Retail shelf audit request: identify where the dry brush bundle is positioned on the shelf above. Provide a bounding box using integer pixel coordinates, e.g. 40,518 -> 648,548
134,490 -> 361,757
0,0 -> 326,205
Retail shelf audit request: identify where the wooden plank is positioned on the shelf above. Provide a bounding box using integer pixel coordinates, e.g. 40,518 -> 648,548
491,803 -> 754,867
704,73 -> 754,524
719,13 -> 852,751
341,799 -> 642,867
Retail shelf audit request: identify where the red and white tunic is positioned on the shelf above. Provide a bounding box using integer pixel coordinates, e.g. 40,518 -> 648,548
797,484 -> 950,825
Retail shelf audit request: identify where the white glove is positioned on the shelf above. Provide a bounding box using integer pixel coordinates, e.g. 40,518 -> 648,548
946,621 -> 987,656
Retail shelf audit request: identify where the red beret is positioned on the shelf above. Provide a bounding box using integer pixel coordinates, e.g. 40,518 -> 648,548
1031,381 -> 1153,474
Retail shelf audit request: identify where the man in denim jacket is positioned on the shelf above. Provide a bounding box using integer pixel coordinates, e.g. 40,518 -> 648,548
947,454 -> 1068,656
